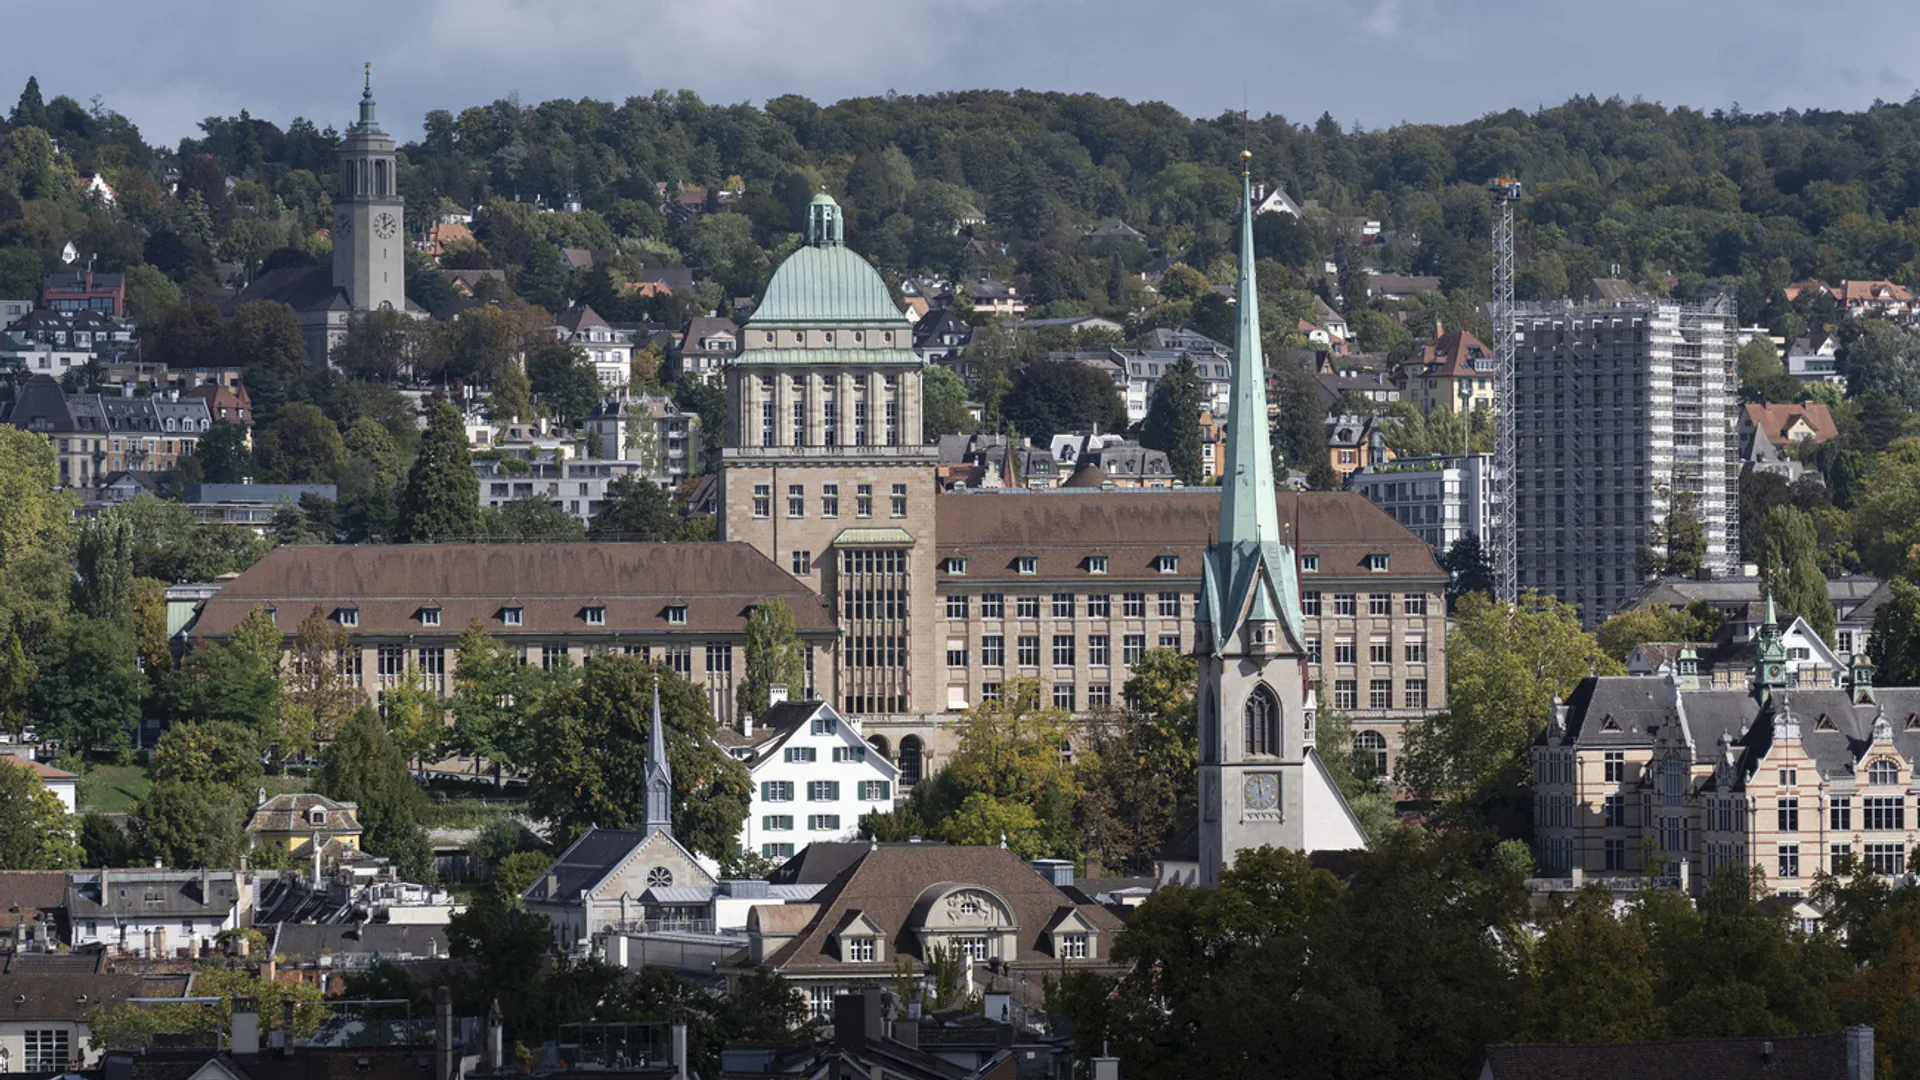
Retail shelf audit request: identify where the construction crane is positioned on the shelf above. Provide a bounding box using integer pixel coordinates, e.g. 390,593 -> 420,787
1488,177 -> 1521,604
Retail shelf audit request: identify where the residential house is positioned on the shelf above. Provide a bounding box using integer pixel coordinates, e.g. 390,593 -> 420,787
75,174 -> 116,205
560,248 -> 615,273
0,299 -> 31,328
1479,1027 -> 1875,1080
99,393 -> 212,473
673,314 -> 739,385
416,219 -> 475,258
1741,402 -> 1839,449
181,483 -> 337,534
0,872 -> 68,954
722,844 -> 1125,1020
66,868 -> 251,955
964,280 -> 1025,318
1402,328 -> 1496,415
478,456 -> 658,522
0,756 -> 77,813
555,305 -> 635,386
1,374 -> 110,487
627,265 -> 697,297
42,270 -> 125,317
5,308 -> 136,357
1833,279 -> 1913,320
0,953 -> 192,1072
581,395 -> 703,481
912,308 -> 974,373
247,792 -> 364,856
1363,273 -> 1440,302
1324,414 -> 1394,483
1786,331 -> 1843,386
721,697 -> 900,861
182,380 -> 254,429
1073,442 -> 1175,488
1252,182 -> 1302,217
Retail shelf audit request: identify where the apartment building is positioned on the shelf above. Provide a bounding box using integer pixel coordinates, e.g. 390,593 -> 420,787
1349,452 -> 1494,555
1510,299 -> 1738,624
721,698 -> 900,861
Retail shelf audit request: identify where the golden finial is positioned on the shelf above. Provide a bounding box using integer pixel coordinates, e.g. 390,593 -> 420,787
1240,149 -> 1252,177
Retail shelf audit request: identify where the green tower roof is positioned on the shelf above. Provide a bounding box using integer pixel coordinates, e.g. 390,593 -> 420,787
749,192 -> 907,327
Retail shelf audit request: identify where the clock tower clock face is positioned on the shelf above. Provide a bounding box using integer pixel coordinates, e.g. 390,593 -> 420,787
334,211 -> 353,237
1244,773 -> 1279,811
374,212 -> 398,240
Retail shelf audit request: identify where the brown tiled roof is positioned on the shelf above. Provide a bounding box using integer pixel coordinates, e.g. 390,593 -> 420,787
0,755 -> 76,781
1480,1031 -> 1855,1080
1410,328 -> 1491,378
1833,279 -> 1912,305
0,871 -> 71,928
933,491 -> 1443,583
189,543 -> 836,640
247,793 -> 362,835
0,965 -> 188,1023
1743,402 -> 1839,446
757,844 -> 1124,974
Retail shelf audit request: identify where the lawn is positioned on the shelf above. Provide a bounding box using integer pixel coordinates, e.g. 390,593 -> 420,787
76,763 -> 152,813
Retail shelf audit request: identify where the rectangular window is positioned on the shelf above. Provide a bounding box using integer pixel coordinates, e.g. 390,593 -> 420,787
1154,554 -> 1179,573
823,400 -> 837,444
1832,796 -> 1852,832
784,747 -> 817,763
1123,634 -> 1145,664
1603,794 -> 1624,827
854,400 -> 867,444
752,483 -> 771,518
502,606 -> 525,626
541,644 -> 569,670
1018,596 -> 1041,619
1604,751 -> 1624,783
420,607 -> 441,627
23,1030 -> 70,1073
1333,638 -> 1356,665
761,400 -> 774,445
1087,594 -> 1111,618
946,595 -> 969,619
1061,933 -> 1089,959
822,483 -> 839,518
943,556 -> 967,574
1867,843 -> 1907,875
811,715 -> 836,736
1018,636 -> 1040,667
1404,636 -> 1427,663
1053,593 -> 1075,618
1088,555 -> 1109,575
1369,679 -> 1392,710
955,936 -> 990,962
1779,844 -> 1800,879
981,682 -> 1001,702
1302,591 -> 1321,616
1366,553 -> 1390,572
845,936 -> 875,962
763,842 -> 796,860
1403,593 -> 1429,616
1301,554 -> 1319,573
982,636 -> 1005,667
1866,796 -> 1905,831
792,400 -> 805,445
1017,556 -> 1038,575
377,644 -> 407,677
665,644 -> 691,674
891,483 -> 908,517
792,549 -> 813,575
1089,684 -> 1112,708
762,815 -> 793,831
1159,633 -> 1181,650
1369,636 -> 1390,664
1306,637 -> 1322,664
808,814 -> 842,831
808,781 -> 840,802
1404,678 -> 1427,710
1368,593 -> 1391,615
761,781 -> 794,802
1158,592 -> 1181,617
706,644 -> 732,673
1089,635 -> 1110,666
982,593 -> 1005,619
947,643 -> 969,668
1333,593 -> 1356,616
1053,683 -> 1076,710
584,606 -> 606,626
1124,593 -> 1146,618
1777,798 -> 1800,833
1053,635 -> 1076,666
337,607 -> 359,627
856,483 -> 873,517
1604,838 -> 1625,871
787,483 -> 805,517
1334,680 -> 1357,711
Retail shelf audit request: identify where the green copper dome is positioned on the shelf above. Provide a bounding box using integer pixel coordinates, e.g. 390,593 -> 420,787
748,192 -> 906,327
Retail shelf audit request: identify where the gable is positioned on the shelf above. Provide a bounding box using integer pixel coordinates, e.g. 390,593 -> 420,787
592,830 -> 715,898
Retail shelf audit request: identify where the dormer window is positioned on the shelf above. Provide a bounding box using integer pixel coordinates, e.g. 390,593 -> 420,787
943,557 -> 968,575
1016,556 -> 1037,575
666,605 -> 688,625
1301,554 -> 1319,573
583,606 -> 606,626
1155,554 -> 1179,574
1087,555 -> 1109,575
336,607 -> 359,627
502,606 -> 524,626
419,607 -> 440,627
1366,553 -> 1390,572
1060,933 -> 1089,959
306,806 -> 327,826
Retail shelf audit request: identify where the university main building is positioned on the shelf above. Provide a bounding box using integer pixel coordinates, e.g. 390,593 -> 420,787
193,190 -> 1447,786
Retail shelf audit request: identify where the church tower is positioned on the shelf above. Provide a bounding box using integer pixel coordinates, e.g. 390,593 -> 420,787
646,680 -> 673,836
1195,154 -> 1367,887
331,64 -> 406,317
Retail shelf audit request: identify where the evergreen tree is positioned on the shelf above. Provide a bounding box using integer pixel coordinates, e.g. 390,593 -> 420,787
1756,505 -> 1835,645
1140,355 -> 1205,485
588,474 -> 680,540
1439,534 -> 1498,608
72,510 -> 135,625
485,363 -> 534,423
395,399 -> 480,543
737,599 -> 806,720
323,705 -> 433,879
11,76 -> 46,131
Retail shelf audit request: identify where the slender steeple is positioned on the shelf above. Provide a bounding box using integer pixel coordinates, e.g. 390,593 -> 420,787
645,679 -> 673,836
353,62 -> 383,135
1217,152 -> 1283,548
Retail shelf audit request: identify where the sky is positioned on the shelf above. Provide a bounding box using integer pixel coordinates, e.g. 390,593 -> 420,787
5,0 -> 1917,147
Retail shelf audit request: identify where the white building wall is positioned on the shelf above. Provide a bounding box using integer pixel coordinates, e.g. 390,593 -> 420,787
740,712 -> 899,860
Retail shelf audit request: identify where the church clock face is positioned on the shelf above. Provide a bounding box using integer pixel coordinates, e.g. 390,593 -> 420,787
374,212 -> 399,240
1244,773 -> 1279,811
334,211 -> 353,237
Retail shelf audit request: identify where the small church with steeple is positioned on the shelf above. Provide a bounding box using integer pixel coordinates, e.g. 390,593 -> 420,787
227,64 -> 417,366
1193,152 -> 1370,886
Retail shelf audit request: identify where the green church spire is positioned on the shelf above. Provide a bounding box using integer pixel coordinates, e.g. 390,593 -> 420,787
1217,153 -> 1282,548
354,62 -> 383,135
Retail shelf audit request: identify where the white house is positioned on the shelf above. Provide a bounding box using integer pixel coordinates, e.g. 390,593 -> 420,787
65,869 -> 249,956
721,697 -> 900,861
556,305 -> 635,387
0,755 -> 77,813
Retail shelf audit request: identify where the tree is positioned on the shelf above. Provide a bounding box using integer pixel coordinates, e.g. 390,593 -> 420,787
588,474 -> 681,540
283,607 -> 359,747
331,309 -> 418,383
1838,322 -> 1920,409
79,811 -> 134,867
222,301 -> 311,382
395,399 -> 481,543
1522,888 -> 1660,1043
919,678 -> 1082,859
0,759 -> 81,869
449,621 -> 556,775
1439,534 -> 1497,608
0,426 -> 73,573
1140,356 -> 1205,485
151,721 -> 263,792
737,599 -> 805,722
1398,592 -> 1619,810
1637,486 -> 1705,578
1852,439 -> 1920,577
1000,360 -> 1128,443
27,618 -> 144,755
486,361 -> 535,423
11,76 -> 47,131
1078,650 -> 1198,871
1735,337 -> 1801,403
254,403 -> 347,483
1269,351 -> 1331,484
921,364 -> 971,439
0,632 -> 32,736
527,656 -> 750,858
114,494 -> 269,582
1595,603 -> 1725,662
526,341 -> 602,426
72,509 -> 134,624
1756,505 -> 1835,644
134,781 -> 249,868
483,497 -> 586,541
323,705 -> 433,879
1869,580 -> 1920,687
193,420 -> 253,484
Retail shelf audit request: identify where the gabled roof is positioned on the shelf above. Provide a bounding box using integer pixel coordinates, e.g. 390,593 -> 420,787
556,304 -> 611,334
523,827 -> 653,903
1743,402 -> 1839,445
1410,328 -> 1491,378
226,265 -> 346,316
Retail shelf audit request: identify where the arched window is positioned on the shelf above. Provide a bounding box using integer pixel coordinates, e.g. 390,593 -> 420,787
1353,730 -> 1388,779
1244,685 -> 1280,757
899,735 -> 924,785
375,159 -> 389,197
866,734 -> 891,761
1870,759 -> 1900,786
342,161 -> 354,197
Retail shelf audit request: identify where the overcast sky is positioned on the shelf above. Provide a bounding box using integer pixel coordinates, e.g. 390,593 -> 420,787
7,0 -> 1917,147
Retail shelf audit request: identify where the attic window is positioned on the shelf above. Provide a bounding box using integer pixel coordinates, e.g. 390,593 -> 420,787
1301,554 -> 1319,573
1016,556 -> 1038,575
1155,554 -> 1179,574
1601,716 -> 1620,731
1366,553 -> 1390,572
943,557 -> 968,575
502,606 -> 524,627
307,806 -> 327,825
1907,714 -> 1920,730
419,607 -> 440,627
336,607 -> 359,627
1087,555 -> 1109,575
583,606 -> 606,626
666,605 -> 688,625
1817,714 -> 1836,730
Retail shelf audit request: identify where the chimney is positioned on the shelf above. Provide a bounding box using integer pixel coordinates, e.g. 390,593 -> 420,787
741,714 -> 753,739
434,986 -> 455,1080
1763,1041 -> 1774,1066
1092,1055 -> 1121,1080
232,999 -> 260,1056
1848,1026 -> 1874,1080
280,1000 -> 295,1050
769,684 -> 789,706
834,991 -> 882,1052
1084,854 -> 1103,879
672,1017 -> 689,1080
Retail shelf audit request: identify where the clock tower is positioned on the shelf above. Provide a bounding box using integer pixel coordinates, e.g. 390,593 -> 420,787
1194,154 -> 1367,887
331,64 -> 406,317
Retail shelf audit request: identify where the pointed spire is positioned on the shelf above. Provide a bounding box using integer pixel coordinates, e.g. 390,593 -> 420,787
645,678 -> 673,836
1217,152 -> 1283,548
353,62 -> 383,136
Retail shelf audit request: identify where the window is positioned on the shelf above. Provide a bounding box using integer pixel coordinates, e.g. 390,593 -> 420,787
1369,679 -> 1392,709
1159,633 -> 1181,650
1124,593 -> 1146,618
792,550 -> 813,575
982,594 -> 1005,619
1089,635 -> 1110,666
1333,638 -> 1356,665
1368,593 -> 1391,615
1354,730 -> 1387,777
1603,794 -> 1624,827
1053,635 -> 1076,666
1865,796 -> 1905,831
1404,678 -> 1427,710
1060,933 -> 1089,959
1777,798 -> 1800,833
808,781 -> 840,802
943,556 -> 967,574
1306,637 -> 1322,664
1017,556 -> 1038,575
1018,636 -> 1040,667
752,483 -> 771,518
1158,592 -> 1181,617
947,643 -> 969,667
955,936 -> 990,962
788,484 -> 805,517
1404,636 -> 1427,663
1404,593 -> 1429,615
1779,844 -> 1801,879
858,781 -> 891,801
1088,555 -> 1109,574
846,936 -> 876,962
1053,683 -> 1076,710
856,484 -> 873,517
1017,596 -> 1041,619
808,814 -> 842,831
891,483 -> 908,517
1053,593 -> 1075,618
1087,594 -> 1111,618
1333,593 -> 1356,616
337,607 -> 358,627
1366,553 -> 1390,572
762,815 -> 793,831
1369,636 -> 1391,664
1123,634 -> 1145,664
1090,684 -> 1112,708
542,644 -> 569,670
23,1029 -> 70,1073
946,595 -> 969,619
706,644 -> 732,673
1333,680 -> 1357,711
420,606 -> 441,627
764,842 -> 796,860
1604,751 -> 1624,783
666,605 -> 688,625
982,636 -> 1005,667
785,747 -> 817,763
822,483 -> 839,517
762,781 -> 794,802
1155,554 -> 1179,574
1871,759 -> 1900,785
665,644 -> 692,674
981,682 -> 1001,702
584,606 -> 605,626
1301,591 -> 1321,616
1604,839 -> 1625,871
1832,796 -> 1852,831
1301,554 -> 1319,573
810,714 -> 836,736
1866,843 -> 1907,875
1245,685 -> 1279,756
1779,768 -> 1797,787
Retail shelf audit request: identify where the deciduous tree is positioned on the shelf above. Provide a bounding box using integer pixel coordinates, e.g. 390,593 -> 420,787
0,759 -> 81,869
737,599 -> 806,722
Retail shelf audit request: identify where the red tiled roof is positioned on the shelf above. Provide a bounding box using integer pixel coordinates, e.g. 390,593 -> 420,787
1743,402 -> 1839,445
1410,329 -> 1491,379
1,755 -> 76,781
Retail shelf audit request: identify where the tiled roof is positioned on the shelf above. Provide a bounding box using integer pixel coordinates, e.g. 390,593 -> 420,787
0,755 -> 76,781
0,871 -> 70,928
1410,328 -> 1491,379
248,793 -> 362,835
1481,1030 -> 1856,1080
188,543 -> 837,640
268,922 -> 447,960
68,870 -> 242,921
1743,402 -> 1839,445
0,964 -> 188,1024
